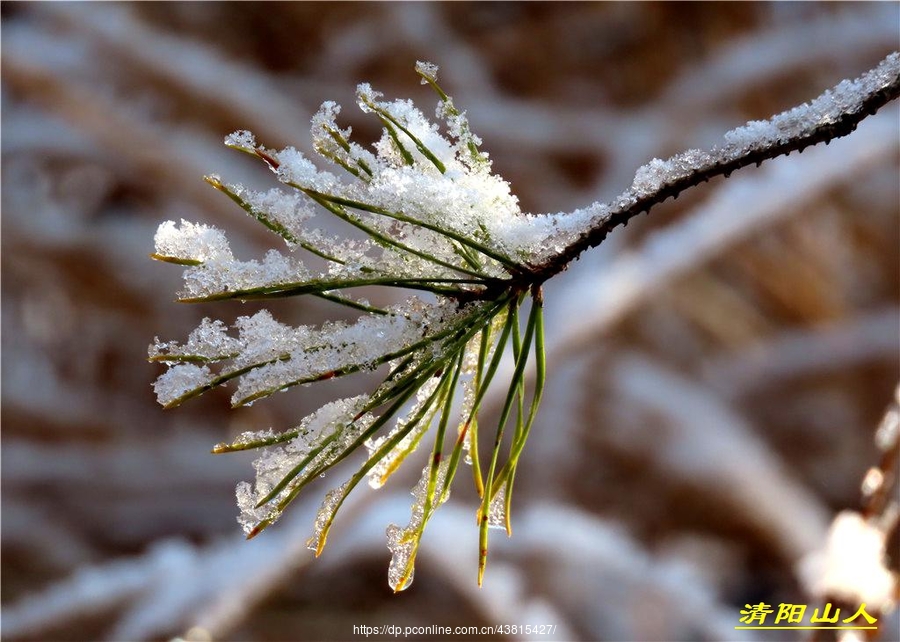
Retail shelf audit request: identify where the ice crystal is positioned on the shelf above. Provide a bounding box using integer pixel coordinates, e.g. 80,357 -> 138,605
458,380 -> 478,466
385,462 -> 450,592
414,60 -> 439,84
364,375 -> 443,489
153,219 -> 232,264
235,396 -> 370,535
149,318 -> 240,362
273,147 -> 343,194
233,184 -> 317,247
152,363 -> 214,408
218,427 -> 275,452
306,481 -> 352,553
385,524 -> 416,592
178,249 -> 309,301
223,129 -> 256,152
487,481 -> 509,531
311,101 -> 377,180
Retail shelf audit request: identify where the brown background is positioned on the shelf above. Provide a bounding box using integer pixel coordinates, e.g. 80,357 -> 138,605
2,2 -> 898,640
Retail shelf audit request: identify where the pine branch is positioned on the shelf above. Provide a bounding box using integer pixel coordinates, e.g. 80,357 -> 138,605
149,52 -> 900,591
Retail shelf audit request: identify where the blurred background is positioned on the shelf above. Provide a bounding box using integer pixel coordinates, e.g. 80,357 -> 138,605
2,2 -> 898,641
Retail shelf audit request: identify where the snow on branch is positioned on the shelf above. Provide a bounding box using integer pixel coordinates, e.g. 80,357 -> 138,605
542,108 -> 898,367
530,52 -> 900,279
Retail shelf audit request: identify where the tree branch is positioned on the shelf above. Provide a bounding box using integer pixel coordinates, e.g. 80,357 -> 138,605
531,52 -> 900,281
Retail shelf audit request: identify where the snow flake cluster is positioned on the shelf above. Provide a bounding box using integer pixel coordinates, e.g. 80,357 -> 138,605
154,61 -> 543,310
150,301 -> 476,410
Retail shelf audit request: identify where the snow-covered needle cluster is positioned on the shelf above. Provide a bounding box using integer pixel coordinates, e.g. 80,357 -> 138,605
150,62 -> 546,590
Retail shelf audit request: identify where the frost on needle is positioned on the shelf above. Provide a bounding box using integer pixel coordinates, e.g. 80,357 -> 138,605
151,61 -> 546,590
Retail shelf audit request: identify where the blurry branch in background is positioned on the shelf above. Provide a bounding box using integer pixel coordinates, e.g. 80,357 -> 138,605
0,490 -> 371,642
804,386 -> 900,642
704,308 -> 900,400
3,1 -> 898,637
32,2 -> 315,146
610,355 -> 830,562
861,389 -> 900,530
